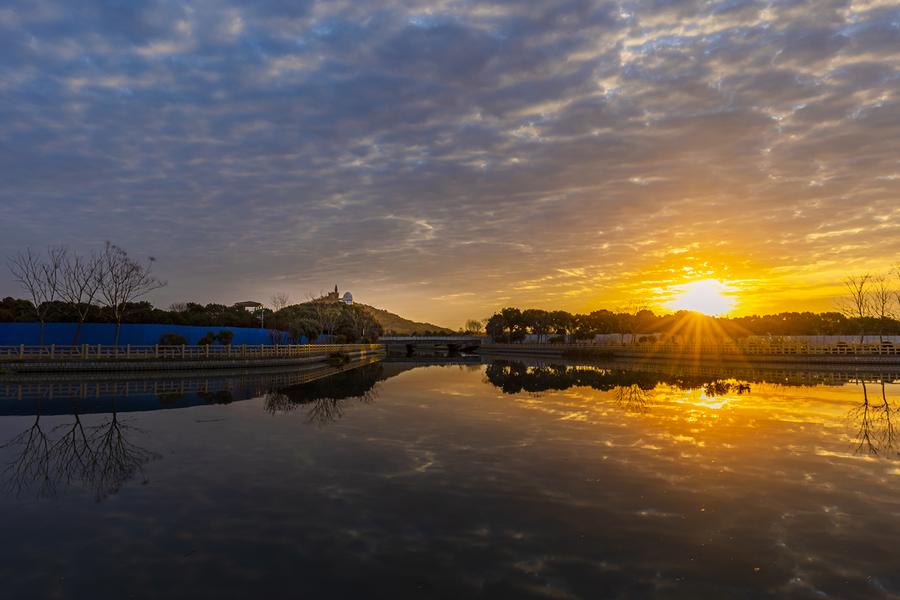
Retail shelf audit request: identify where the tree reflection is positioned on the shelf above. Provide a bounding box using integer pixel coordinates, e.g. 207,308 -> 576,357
49,398 -> 93,496
612,384 -> 653,414
1,399 -> 53,499
302,384 -> 380,427
848,379 -> 899,459
702,380 -> 751,397
1,397 -> 160,501
482,362 -> 660,396
481,362 -> 769,414
198,390 -> 234,405
83,398 -> 160,500
157,391 -> 186,406
264,363 -> 383,426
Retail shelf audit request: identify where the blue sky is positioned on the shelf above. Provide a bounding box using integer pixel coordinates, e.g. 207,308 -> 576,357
1,0 -> 899,326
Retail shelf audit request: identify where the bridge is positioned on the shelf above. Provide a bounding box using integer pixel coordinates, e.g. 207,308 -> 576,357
379,336 -> 486,354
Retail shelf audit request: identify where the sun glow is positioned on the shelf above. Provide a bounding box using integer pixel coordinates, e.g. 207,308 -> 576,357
667,279 -> 736,316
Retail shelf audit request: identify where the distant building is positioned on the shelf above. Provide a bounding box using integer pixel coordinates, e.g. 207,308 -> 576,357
235,300 -> 265,328
341,292 -> 353,305
236,301 -> 263,311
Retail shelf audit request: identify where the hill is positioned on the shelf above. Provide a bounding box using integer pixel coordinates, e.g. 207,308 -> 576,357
359,304 -> 453,335
304,289 -> 453,335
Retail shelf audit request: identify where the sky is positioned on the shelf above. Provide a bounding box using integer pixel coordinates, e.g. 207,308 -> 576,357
1,0 -> 899,328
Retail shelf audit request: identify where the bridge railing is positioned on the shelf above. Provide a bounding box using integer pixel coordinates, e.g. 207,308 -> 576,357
0,343 -> 384,361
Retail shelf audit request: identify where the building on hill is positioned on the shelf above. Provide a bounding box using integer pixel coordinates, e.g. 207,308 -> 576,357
316,286 -> 353,305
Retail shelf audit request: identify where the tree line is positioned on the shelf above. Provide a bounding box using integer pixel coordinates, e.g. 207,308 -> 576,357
0,294 -> 384,346
4,244 -> 384,346
471,305 -> 900,344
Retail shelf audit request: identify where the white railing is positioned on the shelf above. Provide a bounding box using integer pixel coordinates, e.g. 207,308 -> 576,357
483,341 -> 900,356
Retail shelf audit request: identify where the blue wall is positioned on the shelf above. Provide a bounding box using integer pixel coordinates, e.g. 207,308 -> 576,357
0,323 -> 274,346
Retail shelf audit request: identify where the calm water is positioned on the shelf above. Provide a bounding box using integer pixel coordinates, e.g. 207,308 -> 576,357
2,357 -> 900,599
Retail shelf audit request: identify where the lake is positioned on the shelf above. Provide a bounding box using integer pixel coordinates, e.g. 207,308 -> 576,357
2,356 -> 899,599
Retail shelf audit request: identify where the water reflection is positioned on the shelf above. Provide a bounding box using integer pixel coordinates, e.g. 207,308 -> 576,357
3,358 -> 900,598
485,359 -> 900,462
849,379 -> 900,459
0,357 -> 385,415
264,362 -> 383,426
483,362 -> 659,396
1,396 -> 159,501
0,360 -> 391,500
612,384 -> 653,414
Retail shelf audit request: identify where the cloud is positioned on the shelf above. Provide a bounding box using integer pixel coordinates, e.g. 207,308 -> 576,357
1,0 -> 899,324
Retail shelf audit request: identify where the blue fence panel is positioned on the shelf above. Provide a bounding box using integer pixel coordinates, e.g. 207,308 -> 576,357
0,323 -> 274,346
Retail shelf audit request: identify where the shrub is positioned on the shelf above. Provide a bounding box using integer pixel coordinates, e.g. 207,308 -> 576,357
199,329 -> 234,346
159,332 -> 188,346
216,330 -> 234,345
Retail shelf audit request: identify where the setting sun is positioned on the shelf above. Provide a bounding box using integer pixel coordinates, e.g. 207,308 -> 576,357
667,279 -> 736,316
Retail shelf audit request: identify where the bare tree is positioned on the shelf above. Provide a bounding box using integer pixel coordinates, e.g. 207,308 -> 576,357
306,293 -> 341,342
97,241 -> 167,345
168,301 -> 187,313
59,249 -> 103,345
345,305 -> 382,342
835,272 -> 872,342
464,318 -> 485,336
319,306 -> 342,342
270,292 -> 291,311
869,274 -> 896,343
6,245 -> 67,345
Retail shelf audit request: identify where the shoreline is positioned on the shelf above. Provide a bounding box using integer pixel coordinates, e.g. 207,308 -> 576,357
477,345 -> 900,366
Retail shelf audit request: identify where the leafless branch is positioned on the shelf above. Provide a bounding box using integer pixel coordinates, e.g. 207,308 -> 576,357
97,241 -> 167,344
6,245 -> 67,345
270,292 -> 291,311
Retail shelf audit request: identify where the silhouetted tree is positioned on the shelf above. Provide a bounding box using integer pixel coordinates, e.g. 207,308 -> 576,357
97,241 -> 167,345
58,248 -> 103,345
270,292 -> 291,311
835,272 -> 872,342
6,245 -> 66,345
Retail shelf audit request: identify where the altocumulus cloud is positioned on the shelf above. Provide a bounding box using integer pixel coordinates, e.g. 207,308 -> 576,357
1,0 -> 899,323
